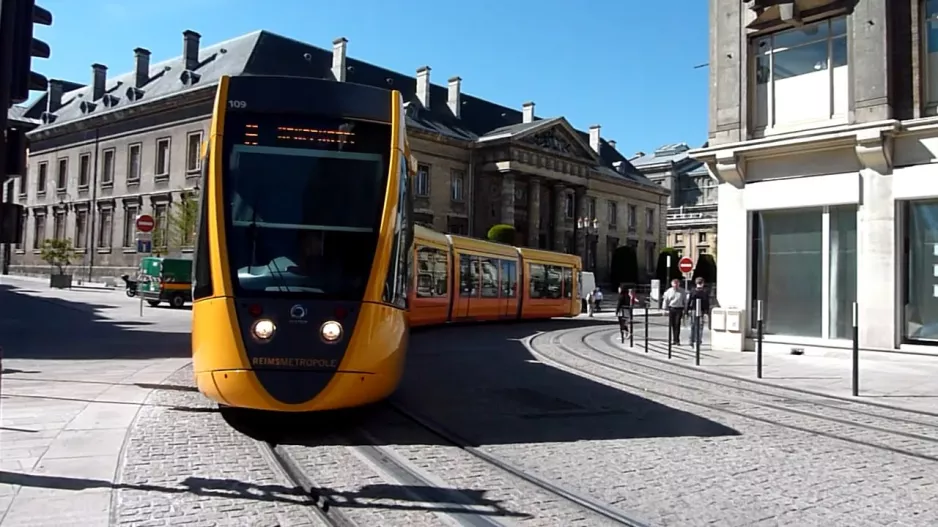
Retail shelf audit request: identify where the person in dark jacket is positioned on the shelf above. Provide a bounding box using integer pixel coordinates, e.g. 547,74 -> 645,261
687,277 -> 711,347
615,285 -> 637,338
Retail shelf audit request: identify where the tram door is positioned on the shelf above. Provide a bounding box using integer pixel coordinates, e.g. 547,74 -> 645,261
500,260 -> 516,318
456,254 -> 476,318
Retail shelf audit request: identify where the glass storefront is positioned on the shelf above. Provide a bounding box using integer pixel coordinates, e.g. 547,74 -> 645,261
751,206 -> 857,339
903,200 -> 938,343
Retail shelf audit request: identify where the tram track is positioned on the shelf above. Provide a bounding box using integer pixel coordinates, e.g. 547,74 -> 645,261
528,327 -> 938,464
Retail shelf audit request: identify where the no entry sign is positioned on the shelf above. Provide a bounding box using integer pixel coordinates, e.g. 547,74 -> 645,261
135,214 -> 155,233
679,256 -> 694,274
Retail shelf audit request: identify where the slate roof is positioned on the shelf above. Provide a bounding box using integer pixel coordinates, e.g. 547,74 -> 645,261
17,29 -> 660,190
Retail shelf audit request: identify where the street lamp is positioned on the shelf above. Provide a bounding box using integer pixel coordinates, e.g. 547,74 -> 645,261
577,216 -> 598,233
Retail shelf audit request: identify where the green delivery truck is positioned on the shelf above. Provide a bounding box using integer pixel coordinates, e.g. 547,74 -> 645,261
138,256 -> 193,308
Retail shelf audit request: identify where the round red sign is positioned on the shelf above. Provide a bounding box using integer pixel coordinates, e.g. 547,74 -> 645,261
678,256 -> 694,274
135,214 -> 155,233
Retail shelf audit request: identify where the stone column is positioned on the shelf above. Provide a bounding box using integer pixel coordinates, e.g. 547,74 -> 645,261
500,172 -> 515,227
552,182 -> 566,251
575,186 -> 588,260
527,177 -> 541,247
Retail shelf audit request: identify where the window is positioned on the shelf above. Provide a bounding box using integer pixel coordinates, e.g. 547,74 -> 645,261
903,199 -> 938,343
56,158 -> 67,191
751,206 -> 856,339
153,203 -> 168,249
529,263 -> 563,299
562,267 -> 573,298
186,131 -> 202,172
607,200 -> 617,228
155,138 -> 170,177
645,241 -> 656,274
645,208 -> 655,233
53,211 -> 65,240
127,143 -> 142,181
628,204 -> 637,231
480,258 -> 499,298
101,148 -> 115,185
15,211 -> 27,249
752,17 -> 848,130
699,232 -> 707,243
459,254 -> 478,296
122,204 -> 139,247
587,197 -> 596,219
500,260 -> 517,298
564,194 -> 575,219
74,209 -> 88,248
415,246 -> 448,297
925,1 -> 938,109
97,208 -> 113,248
78,153 -> 91,188
675,233 -> 684,244
36,162 -> 47,194
451,168 -> 465,202
415,163 -> 430,197
33,213 -> 45,249
19,169 -> 26,197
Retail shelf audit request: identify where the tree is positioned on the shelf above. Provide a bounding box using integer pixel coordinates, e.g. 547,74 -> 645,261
655,247 -> 682,287
152,191 -> 200,255
487,223 -> 516,244
39,238 -> 76,275
609,245 -> 639,287
693,253 -> 717,284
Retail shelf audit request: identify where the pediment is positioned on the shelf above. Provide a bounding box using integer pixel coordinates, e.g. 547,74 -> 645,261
514,119 -> 599,164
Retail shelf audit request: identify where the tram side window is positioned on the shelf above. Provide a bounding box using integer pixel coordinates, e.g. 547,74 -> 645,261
480,258 -> 499,298
529,263 -> 547,298
459,254 -> 479,296
416,246 -> 448,298
562,267 -> 573,299
500,260 -> 517,298
546,265 -> 563,299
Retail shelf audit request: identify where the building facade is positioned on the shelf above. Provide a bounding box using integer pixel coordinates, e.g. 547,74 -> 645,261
632,143 -> 718,264
691,0 -> 938,354
6,30 -> 667,284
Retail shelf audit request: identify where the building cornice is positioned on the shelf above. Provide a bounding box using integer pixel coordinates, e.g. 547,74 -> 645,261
689,119 -> 901,188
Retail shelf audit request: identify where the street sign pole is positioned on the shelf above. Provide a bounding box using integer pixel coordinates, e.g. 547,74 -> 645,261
134,214 -> 154,317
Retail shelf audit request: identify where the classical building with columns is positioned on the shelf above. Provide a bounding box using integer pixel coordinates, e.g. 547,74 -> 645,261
4,29 -> 668,283
691,0 -> 938,354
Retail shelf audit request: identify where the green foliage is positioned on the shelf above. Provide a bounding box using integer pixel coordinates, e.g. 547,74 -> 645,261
693,253 -> 717,284
39,238 -> 77,275
655,247 -> 683,286
152,191 -> 200,254
609,245 -> 639,287
486,223 -> 516,244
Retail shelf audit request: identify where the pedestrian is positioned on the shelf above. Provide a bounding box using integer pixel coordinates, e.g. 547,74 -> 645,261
586,288 -> 595,317
660,278 -> 687,345
687,277 -> 711,347
616,285 -> 634,338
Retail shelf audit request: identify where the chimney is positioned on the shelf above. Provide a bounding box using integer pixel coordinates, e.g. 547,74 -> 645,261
91,64 -> 107,100
589,125 -> 601,154
183,30 -> 201,70
522,101 -> 535,124
608,140 -> 617,150
134,47 -> 151,88
447,76 -> 461,118
332,37 -> 348,82
416,66 -> 430,108
46,79 -> 63,113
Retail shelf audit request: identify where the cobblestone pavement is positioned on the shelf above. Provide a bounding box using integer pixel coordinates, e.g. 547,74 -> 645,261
395,321 -> 938,527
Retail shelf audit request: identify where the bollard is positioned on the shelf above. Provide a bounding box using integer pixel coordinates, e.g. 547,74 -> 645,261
694,299 -> 702,366
756,300 -> 764,379
852,302 -> 859,396
644,298 -> 649,353
629,304 -> 634,348
667,308 -> 673,359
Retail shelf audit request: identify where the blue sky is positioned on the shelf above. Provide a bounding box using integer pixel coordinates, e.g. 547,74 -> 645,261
30,0 -> 709,155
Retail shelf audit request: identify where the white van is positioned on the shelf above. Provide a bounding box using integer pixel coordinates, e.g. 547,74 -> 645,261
578,271 -> 596,313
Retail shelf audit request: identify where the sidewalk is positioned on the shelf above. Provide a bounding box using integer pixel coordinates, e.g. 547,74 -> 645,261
0,274 -> 116,291
615,335 -> 938,413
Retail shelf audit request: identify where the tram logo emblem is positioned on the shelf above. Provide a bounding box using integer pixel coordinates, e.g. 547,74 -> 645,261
289,304 -> 307,320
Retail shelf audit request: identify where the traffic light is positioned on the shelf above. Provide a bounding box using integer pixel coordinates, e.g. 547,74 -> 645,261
9,0 -> 52,105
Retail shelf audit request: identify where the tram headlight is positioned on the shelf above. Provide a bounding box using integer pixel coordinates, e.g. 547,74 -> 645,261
252,319 -> 277,341
320,320 -> 343,343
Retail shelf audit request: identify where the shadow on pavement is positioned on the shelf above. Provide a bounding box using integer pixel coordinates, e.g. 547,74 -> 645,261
0,284 -> 189,360
0,470 -> 527,519
257,318 -> 740,447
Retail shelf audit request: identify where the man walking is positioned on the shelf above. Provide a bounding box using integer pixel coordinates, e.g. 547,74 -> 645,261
687,277 -> 711,347
661,278 -> 687,345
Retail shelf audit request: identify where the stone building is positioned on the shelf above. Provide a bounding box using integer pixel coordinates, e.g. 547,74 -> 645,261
6,30 -> 667,283
631,143 -> 718,263
690,0 -> 938,354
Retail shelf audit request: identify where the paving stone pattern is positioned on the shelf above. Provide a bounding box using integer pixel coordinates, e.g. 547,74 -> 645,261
112,366 -> 320,527
395,322 -> 938,527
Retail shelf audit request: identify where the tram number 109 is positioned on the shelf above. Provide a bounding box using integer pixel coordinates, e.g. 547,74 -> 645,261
228,100 -> 248,109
